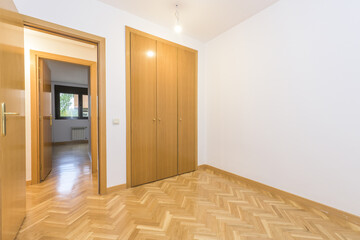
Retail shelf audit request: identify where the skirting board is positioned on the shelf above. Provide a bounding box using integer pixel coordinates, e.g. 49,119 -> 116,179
53,140 -> 88,145
198,164 -> 360,227
106,184 -> 126,194
26,180 -> 31,186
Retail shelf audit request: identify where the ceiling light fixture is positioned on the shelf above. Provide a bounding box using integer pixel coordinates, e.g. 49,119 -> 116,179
174,5 -> 182,33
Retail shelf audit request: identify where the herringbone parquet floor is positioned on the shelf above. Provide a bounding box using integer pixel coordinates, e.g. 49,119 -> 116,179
17,144 -> 360,240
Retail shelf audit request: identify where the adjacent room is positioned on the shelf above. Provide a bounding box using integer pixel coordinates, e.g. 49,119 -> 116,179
22,28 -> 99,193
0,0 -> 359,239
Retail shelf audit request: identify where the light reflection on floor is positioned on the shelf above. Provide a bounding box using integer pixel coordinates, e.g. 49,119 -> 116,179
45,143 -> 95,195
56,164 -> 80,194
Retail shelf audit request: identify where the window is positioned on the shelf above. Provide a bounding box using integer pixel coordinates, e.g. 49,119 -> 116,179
55,85 -> 88,119
59,93 -> 79,118
82,95 -> 89,118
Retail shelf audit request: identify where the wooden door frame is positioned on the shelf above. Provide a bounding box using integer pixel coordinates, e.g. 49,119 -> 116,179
24,15 -> 107,194
30,51 -> 97,181
125,26 -> 198,188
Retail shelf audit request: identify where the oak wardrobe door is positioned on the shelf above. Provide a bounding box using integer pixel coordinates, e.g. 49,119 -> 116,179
130,33 -> 157,186
156,42 -> 178,179
178,49 -> 196,174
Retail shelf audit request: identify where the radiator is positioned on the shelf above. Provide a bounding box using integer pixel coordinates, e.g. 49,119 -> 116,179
71,127 -> 87,141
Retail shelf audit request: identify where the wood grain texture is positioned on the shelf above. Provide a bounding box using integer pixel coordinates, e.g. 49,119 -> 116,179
126,27 -> 132,188
24,16 -> 107,194
39,59 -> 52,181
178,48 -> 197,174
0,8 -> 26,240
30,51 -> 40,185
89,62 -> 98,174
130,33 -> 157,186
156,41 -> 178,180
30,51 -> 101,189
125,26 -> 197,54
126,27 -> 198,187
96,37 -> 107,195
194,52 -> 198,170
16,144 -> 360,240
22,16 -> 101,45
199,164 -> 360,228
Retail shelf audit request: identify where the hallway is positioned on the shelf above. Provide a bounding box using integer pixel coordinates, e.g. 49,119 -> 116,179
17,143 -> 360,239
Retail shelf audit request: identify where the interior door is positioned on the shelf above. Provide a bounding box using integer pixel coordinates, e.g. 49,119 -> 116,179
178,49 -> 197,174
39,58 -> 53,181
130,33 -> 157,186
156,42 -> 178,180
0,7 -> 26,240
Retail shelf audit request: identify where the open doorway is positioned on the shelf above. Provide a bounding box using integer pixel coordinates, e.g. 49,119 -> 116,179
25,28 -> 102,193
38,59 -> 94,183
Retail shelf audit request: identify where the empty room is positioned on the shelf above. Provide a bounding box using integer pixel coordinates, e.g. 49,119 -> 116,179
0,0 -> 359,239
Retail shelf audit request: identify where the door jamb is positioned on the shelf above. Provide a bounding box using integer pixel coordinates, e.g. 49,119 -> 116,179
30,51 -> 97,183
24,15 -> 107,194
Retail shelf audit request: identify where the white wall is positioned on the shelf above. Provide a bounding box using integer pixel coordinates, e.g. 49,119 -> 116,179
16,0 -> 205,187
51,81 -> 89,143
205,0 -> 360,216
24,28 -> 97,181
47,60 -> 90,85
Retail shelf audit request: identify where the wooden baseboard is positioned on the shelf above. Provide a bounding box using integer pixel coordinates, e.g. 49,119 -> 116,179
26,180 -> 31,186
53,140 -> 88,145
106,184 -> 126,194
198,164 -> 360,226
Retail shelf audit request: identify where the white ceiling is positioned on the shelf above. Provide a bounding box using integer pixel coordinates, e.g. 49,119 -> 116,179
45,60 -> 89,86
99,0 -> 279,42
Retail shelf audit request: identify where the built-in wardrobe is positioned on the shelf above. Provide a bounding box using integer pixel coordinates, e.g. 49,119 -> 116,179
126,27 -> 197,187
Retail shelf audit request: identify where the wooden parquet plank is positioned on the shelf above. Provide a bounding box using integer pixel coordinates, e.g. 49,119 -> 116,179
16,144 -> 360,240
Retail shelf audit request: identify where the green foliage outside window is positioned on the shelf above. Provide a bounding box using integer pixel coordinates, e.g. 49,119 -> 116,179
60,93 -> 78,117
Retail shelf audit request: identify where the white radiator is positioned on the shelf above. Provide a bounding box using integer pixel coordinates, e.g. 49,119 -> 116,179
71,127 -> 87,141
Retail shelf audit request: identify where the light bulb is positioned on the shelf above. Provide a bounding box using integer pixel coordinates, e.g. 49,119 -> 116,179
174,24 -> 182,33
